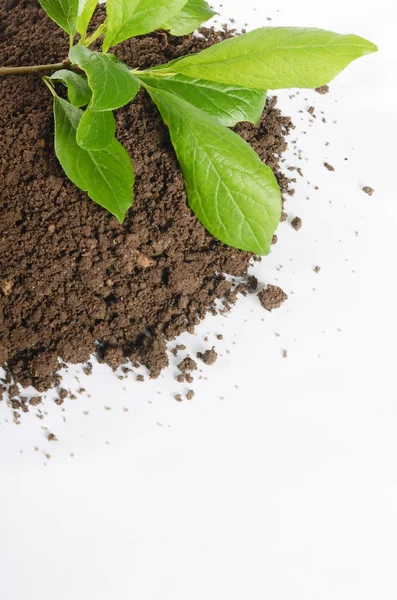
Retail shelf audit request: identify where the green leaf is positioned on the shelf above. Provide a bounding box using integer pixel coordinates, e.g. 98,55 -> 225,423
103,0 -> 189,51
157,27 -> 378,90
69,46 -> 140,111
76,109 -> 116,150
49,70 -> 92,107
54,96 -> 134,222
147,87 -> 281,254
38,0 -> 79,35
140,72 -> 266,127
163,0 -> 216,36
77,0 -> 98,36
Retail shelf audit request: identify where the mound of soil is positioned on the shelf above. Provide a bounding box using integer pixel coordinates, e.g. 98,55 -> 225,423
0,1 -> 293,394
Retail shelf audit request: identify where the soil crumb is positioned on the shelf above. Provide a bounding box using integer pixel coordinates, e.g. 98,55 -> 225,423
197,347 -> 218,365
291,217 -> 303,231
0,2 -> 294,399
315,85 -> 330,95
178,357 -> 198,373
258,285 -> 288,312
324,162 -> 335,172
362,186 -> 375,196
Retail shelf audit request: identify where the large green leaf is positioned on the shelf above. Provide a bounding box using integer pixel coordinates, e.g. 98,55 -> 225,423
54,97 -> 134,222
163,0 -> 216,36
77,0 -> 98,36
69,46 -> 140,111
156,27 -> 378,90
103,0 -> 189,51
147,87 -> 281,255
49,70 -> 92,107
76,109 -> 116,150
38,0 -> 79,35
140,73 -> 266,127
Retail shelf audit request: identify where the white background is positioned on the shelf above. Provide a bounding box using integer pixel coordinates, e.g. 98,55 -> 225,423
1,1 -> 396,598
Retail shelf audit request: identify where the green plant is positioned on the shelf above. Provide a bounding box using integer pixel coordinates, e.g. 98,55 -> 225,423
0,1 -> 377,255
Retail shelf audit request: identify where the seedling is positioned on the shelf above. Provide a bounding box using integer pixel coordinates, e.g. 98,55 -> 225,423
0,0 -> 377,254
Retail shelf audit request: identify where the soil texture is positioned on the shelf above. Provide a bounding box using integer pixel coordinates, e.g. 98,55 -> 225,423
0,1 -> 293,395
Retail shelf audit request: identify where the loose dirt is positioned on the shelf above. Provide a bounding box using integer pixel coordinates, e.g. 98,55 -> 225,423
0,2 -> 293,398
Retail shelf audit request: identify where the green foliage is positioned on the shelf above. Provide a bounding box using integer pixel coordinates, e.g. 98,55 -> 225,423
69,46 -> 140,111
163,0 -> 217,36
38,0 -> 79,35
103,0 -> 189,51
33,0 -> 377,254
76,109 -> 116,150
155,27 -> 378,89
139,73 -> 267,127
54,97 -> 134,222
49,70 -> 91,107
146,86 -> 281,254
76,0 -> 98,37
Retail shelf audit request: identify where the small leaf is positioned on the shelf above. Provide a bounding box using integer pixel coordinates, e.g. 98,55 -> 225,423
163,0 -> 216,36
38,0 -> 79,35
76,109 -> 116,150
147,87 -> 281,255
140,72 -> 266,127
77,0 -> 98,36
157,27 -> 378,90
49,70 -> 92,107
54,96 -> 134,222
103,0 -> 189,51
69,46 -> 140,111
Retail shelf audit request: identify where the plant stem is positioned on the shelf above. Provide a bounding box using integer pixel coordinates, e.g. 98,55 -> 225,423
0,60 -> 70,77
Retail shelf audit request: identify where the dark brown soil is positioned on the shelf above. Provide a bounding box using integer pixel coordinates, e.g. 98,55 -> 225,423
258,285 -> 288,311
291,217 -> 303,231
315,85 -> 330,95
0,1 -> 293,396
362,186 -> 375,196
197,348 -> 218,365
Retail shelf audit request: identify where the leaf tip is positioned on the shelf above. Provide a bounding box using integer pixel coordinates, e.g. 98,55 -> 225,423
356,35 -> 378,55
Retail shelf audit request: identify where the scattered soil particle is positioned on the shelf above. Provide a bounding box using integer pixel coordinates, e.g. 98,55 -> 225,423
174,394 -> 183,402
291,217 -> 303,231
83,363 -> 93,376
315,85 -> 330,94
281,349 -> 288,358
307,106 -> 315,115
271,234 -> 278,245
216,334 -> 223,340
29,396 -> 42,406
197,347 -> 218,366
258,285 -> 288,312
9,384 -> 19,398
247,275 -> 259,292
178,357 -> 198,373
313,265 -> 321,273
324,162 -> 335,172
59,389 -> 68,400
136,374 -> 145,382
362,186 -> 375,196
0,2 -> 294,397
280,212 -> 288,222
171,344 -> 186,357
47,432 -> 57,442
186,390 -> 195,400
